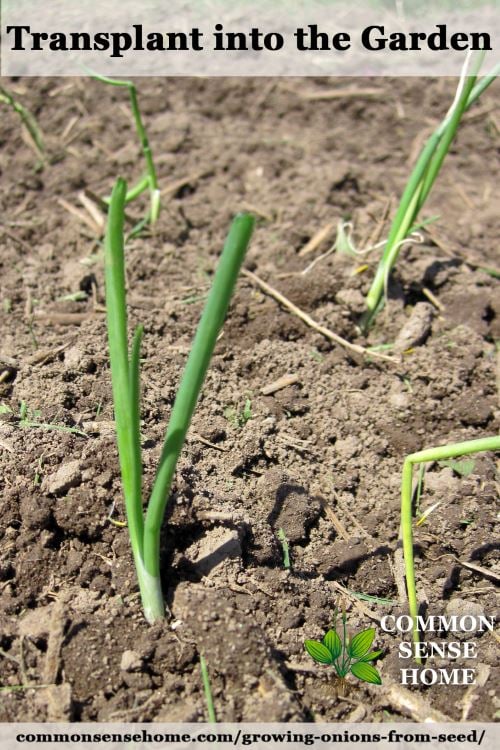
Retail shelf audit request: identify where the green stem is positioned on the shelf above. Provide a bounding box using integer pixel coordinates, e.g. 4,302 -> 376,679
364,185 -> 423,318
125,175 -> 150,203
0,85 -> 45,156
362,131 -> 440,321
143,215 -> 255,593
363,59 -> 497,326
129,324 -> 144,514
466,63 -> 500,105
416,64 -> 480,213
364,54 -> 480,324
91,73 -> 160,222
102,175 -> 150,206
135,557 -> 165,624
340,608 -> 350,677
401,435 -> 500,663
401,457 -> 418,657
104,179 -> 144,564
128,85 -> 159,194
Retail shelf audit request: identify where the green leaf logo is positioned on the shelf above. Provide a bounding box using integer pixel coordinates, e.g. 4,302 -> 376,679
323,629 -> 342,660
304,640 -> 333,664
358,649 -> 383,662
348,627 -> 375,658
350,661 -> 382,685
304,613 -> 382,687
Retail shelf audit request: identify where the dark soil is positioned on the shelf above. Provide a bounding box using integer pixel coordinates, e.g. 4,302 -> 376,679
0,77 -> 498,723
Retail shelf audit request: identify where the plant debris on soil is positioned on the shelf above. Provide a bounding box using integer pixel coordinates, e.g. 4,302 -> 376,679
0,77 -> 498,723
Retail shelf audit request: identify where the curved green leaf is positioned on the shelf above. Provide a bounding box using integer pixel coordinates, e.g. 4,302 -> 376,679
350,661 -> 382,685
359,650 -> 383,662
348,627 -> 375,658
304,640 -> 333,664
323,630 -> 342,660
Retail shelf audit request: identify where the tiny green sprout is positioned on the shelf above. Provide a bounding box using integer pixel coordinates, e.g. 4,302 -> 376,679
334,221 -> 357,257
223,406 -> 239,427
104,178 -> 254,622
57,291 -> 88,303
361,54 -> 499,329
224,398 -> 252,428
401,434 -> 500,662
459,516 -> 476,527
242,397 -> 252,423
91,73 -> 160,224
19,400 -> 28,422
304,607 -> 382,689
277,528 -> 291,569
438,458 -> 475,477
479,266 -> 500,280
182,293 -> 209,306
347,591 -> 398,607
200,654 -> 217,724
309,349 -> 323,364
13,401 -> 87,437
27,319 -> 39,350
33,453 -> 45,486
402,377 -> 413,393
366,343 -> 394,353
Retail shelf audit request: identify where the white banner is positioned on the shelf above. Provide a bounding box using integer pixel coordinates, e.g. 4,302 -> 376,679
1,1 -> 499,76
0,724 -> 499,750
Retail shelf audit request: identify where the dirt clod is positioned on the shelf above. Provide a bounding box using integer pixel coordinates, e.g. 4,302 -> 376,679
395,302 -> 434,352
43,460 -> 82,496
120,650 -> 144,673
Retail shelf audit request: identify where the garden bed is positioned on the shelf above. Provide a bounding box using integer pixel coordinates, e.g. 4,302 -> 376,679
0,77 -> 498,722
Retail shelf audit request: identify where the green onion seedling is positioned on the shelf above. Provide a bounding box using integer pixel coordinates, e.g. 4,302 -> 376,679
361,54 -> 499,329
105,178 -> 254,622
401,435 -> 500,662
0,85 -> 45,158
92,74 -> 160,224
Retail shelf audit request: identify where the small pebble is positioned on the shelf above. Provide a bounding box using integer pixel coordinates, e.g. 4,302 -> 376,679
120,650 -> 143,672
